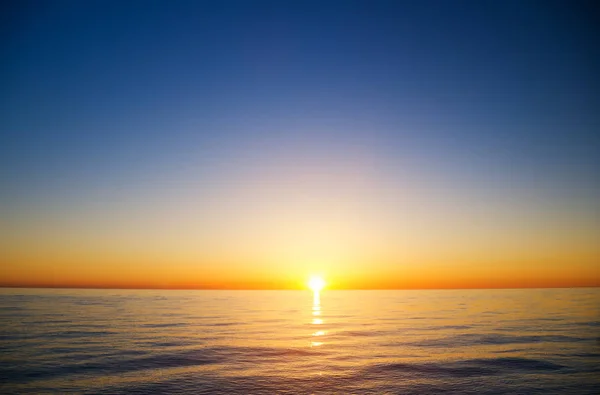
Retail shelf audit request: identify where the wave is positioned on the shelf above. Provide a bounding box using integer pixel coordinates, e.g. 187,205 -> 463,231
0,345 -> 326,384
76,357 -> 576,395
46,330 -> 117,338
365,357 -> 565,378
140,323 -> 187,328
410,333 -> 590,347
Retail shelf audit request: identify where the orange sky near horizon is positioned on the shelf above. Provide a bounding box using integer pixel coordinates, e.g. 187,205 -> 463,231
2,134 -> 600,290
2,150 -> 599,291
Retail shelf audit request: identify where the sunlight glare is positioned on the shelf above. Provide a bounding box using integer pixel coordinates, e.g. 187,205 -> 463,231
308,276 -> 326,292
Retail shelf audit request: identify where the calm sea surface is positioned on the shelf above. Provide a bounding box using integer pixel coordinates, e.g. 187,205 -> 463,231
0,288 -> 599,394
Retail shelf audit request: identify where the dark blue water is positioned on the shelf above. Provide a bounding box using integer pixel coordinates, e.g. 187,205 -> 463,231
1,288 -> 599,394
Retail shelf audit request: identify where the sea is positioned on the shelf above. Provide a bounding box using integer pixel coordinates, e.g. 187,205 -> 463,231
0,288 -> 598,394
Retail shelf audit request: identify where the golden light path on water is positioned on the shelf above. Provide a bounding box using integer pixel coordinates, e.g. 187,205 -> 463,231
301,276 -> 326,347
311,290 -> 324,347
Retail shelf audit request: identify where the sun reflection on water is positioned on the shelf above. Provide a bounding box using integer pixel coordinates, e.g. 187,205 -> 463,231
311,290 -> 325,347
313,289 -> 320,306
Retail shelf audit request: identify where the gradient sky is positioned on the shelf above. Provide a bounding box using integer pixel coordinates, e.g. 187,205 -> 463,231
1,0 -> 599,289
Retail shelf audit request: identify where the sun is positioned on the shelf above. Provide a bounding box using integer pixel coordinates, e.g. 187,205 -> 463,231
308,276 -> 326,292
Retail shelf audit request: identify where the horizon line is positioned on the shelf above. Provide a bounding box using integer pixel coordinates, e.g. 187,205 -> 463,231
1,285 -> 598,291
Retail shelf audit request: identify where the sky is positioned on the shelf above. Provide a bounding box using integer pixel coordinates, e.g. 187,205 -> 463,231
1,0 -> 599,289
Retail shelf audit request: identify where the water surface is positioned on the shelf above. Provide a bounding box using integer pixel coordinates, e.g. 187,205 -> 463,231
1,288 -> 599,394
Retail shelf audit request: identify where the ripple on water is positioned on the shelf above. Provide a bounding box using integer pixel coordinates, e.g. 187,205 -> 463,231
1,288 -> 599,394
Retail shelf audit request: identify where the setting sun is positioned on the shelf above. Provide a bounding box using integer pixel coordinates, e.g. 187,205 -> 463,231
308,276 -> 326,292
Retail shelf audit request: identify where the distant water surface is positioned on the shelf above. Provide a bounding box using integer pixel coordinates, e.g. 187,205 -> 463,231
0,288 -> 599,394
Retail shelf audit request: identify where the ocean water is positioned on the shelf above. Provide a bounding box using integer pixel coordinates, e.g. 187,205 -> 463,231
0,288 -> 599,394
